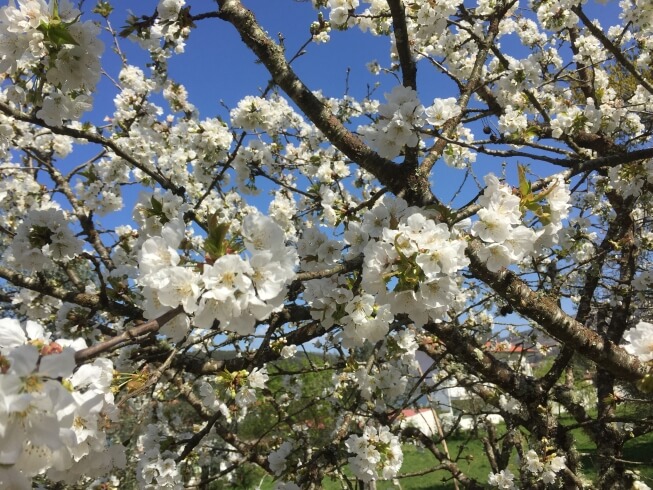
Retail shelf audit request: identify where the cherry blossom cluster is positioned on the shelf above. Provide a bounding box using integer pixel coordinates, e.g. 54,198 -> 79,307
0,319 -> 122,489
471,174 -> 570,272
138,211 -> 298,338
0,0 -> 103,125
131,0 -> 189,63
488,468 -> 516,490
268,440 -> 294,476
301,195 -> 469,347
5,207 -> 82,272
360,196 -> 469,327
488,442 -> 566,488
522,449 -> 567,486
344,423 -> 403,483
333,329 -> 420,411
623,321 -> 653,363
357,86 -> 472,165
231,95 -> 307,134
135,424 -> 183,489
535,0 -> 580,31
358,85 -> 424,159
298,193 -> 468,347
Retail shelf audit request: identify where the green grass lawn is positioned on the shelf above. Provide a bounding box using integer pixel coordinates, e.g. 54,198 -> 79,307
571,423 -> 653,487
316,441 -> 491,490
256,434 -> 494,489
252,420 -> 653,489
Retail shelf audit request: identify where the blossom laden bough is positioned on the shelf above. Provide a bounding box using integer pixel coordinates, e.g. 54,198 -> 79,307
344,424 -> 403,483
0,0 -> 103,126
0,319 -> 123,489
0,0 -> 652,487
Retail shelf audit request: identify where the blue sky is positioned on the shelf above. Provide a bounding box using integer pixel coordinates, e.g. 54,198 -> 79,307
15,0 -> 624,346
80,1 -> 406,219
61,0 -> 627,226
94,1 -> 393,120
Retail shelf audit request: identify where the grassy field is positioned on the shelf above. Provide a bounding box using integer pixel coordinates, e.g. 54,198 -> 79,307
258,441 -> 485,489
253,422 -> 653,490
573,422 -> 653,486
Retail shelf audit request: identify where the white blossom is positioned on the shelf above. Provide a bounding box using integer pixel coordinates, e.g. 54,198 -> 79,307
623,322 -> 653,362
488,469 -> 516,489
268,441 -> 293,475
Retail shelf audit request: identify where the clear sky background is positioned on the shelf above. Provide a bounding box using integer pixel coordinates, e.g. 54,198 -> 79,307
96,1 -> 393,119
18,0 -> 624,348
35,0 -> 617,244
88,0 -> 623,212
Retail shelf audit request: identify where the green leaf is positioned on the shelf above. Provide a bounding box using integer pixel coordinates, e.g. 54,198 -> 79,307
532,181 -> 557,203
93,1 -> 114,18
203,214 -> 230,259
636,373 -> 653,394
119,14 -> 139,38
517,164 -> 531,197
533,204 -> 552,225
51,0 -> 62,21
38,20 -> 79,48
523,126 -> 540,140
79,166 -> 98,183
144,197 -> 169,225
150,196 -> 163,215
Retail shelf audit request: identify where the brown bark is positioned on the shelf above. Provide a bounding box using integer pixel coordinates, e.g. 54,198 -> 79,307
466,240 -> 646,382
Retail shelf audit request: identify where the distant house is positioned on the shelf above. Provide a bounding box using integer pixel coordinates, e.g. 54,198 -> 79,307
412,340 -> 546,430
482,340 -> 536,376
401,407 -> 502,435
400,408 -> 439,437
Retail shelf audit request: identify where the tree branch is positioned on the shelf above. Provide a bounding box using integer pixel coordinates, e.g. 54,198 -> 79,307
0,101 -> 185,196
466,240 -> 646,381
387,0 -> 419,168
387,0 -> 416,91
572,5 -> 653,96
568,147 -> 653,175
27,149 -> 116,272
423,321 -> 539,401
74,306 -> 183,363
402,426 -> 484,489
0,265 -> 141,319
417,6 -> 508,179
215,0 -> 406,194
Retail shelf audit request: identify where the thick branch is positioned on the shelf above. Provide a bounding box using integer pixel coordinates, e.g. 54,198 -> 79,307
387,0 -> 416,90
74,306 -> 183,363
293,255 -> 363,283
0,265 -> 141,319
568,147 -> 653,174
466,240 -> 646,381
387,0 -> 419,168
542,195 -> 634,390
215,0 -> 406,193
423,321 -> 540,401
